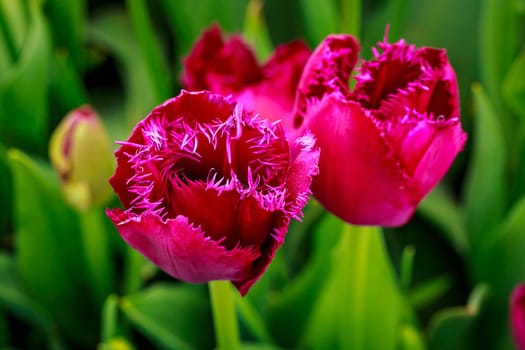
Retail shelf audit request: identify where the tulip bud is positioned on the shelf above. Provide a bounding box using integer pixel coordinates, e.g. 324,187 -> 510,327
49,105 -> 114,210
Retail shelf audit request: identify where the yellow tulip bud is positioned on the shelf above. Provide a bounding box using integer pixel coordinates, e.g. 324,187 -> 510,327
49,105 -> 114,209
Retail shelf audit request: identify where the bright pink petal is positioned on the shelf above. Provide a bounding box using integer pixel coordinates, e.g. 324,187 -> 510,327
306,95 -> 421,226
294,34 -> 360,128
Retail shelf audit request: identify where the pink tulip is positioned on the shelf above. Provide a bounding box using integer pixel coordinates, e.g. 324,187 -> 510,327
107,91 -> 319,295
295,34 -> 466,226
182,24 -> 311,134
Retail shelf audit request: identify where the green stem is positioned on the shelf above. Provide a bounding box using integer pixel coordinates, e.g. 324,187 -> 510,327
340,0 -> 361,38
337,224 -> 370,350
209,281 -> 241,350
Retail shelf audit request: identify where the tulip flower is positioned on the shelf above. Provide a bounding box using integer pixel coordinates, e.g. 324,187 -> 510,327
49,105 -> 114,210
511,284 -> 525,350
295,34 -> 466,226
182,24 -> 311,133
107,91 -> 319,295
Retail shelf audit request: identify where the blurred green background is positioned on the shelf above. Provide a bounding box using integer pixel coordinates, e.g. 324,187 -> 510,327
0,0 -> 524,349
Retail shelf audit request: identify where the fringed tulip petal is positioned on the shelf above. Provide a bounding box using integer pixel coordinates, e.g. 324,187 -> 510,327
182,25 -> 311,133
108,90 -> 318,294
297,34 -> 466,226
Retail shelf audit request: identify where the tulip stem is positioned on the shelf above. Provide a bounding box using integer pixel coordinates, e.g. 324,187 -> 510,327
209,280 -> 241,350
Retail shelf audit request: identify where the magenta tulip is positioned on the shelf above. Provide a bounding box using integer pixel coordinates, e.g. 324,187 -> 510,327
107,91 -> 319,295
295,35 -> 466,226
182,24 -> 311,133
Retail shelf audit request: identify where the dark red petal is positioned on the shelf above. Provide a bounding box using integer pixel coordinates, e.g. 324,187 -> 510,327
307,95 -> 421,226
181,25 -> 261,94
107,209 -> 259,284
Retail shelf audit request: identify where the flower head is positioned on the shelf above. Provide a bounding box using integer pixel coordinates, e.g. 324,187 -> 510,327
511,284 -> 525,350
107,91 -> 318,295
182,24 -> 311,134
295,34 -> 466,226
49,105 -> 114,209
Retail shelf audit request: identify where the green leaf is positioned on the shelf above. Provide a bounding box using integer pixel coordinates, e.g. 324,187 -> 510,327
407,275 -> 453,310
45,0 -> 86,68
8,149 -> 97,345
479,0 -> 519,112
464,83 -> 507,245
428,285 -> 488,350
101,295 -> 120,342
303,225 -> 403,350
126,0 -> 170,102
265,213 -> 342,348
0,252 -> 52,331
0,0 -> 29,67
502,48 -> 525,119
121,283 -> 214,350
79,207 -> 116,307
49,49 -> 90,124
87,7 -> 158,126
475,195 -> 525,299
299,0 -> 338,46
418,185 -> 468,255
0,0 -> 50,152
160,0 -> 248,60
243,0 -> 274,61
400,245 -> 416,293
0,144 -> 12,236
235,292 -> 273,343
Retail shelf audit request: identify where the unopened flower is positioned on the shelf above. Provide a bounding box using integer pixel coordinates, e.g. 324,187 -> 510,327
295,34 -> 466,226
49,105 -> 114,209
182,24 -> 311,133
511,284 -> 525,350
107,91 -> 318,295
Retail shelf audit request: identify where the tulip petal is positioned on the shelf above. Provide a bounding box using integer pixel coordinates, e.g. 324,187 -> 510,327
294,34 -> 360,128
307,95 -> 420,226
107,209 -> 260,285
181,25 -> 261,94
235,41 -> 311,130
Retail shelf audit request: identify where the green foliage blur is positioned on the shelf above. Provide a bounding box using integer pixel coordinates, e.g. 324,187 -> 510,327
0,0 -> 524,349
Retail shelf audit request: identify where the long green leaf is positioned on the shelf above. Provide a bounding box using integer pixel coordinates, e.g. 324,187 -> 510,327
502,48 -> 525,120
87,7 -> 158,126
8,149 -> 97,345
429,285 -> 488,350
121,283 -> 214,350
418,185 -> 468,255
299,0 -> 338,46
45,0 -> 86,68
126,0 -> 170,102
475,195 -> 525,299
479,0 -> 519,111
0,0 -> 50,152
304,225 -> 403,350
464,84 -> 507,245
